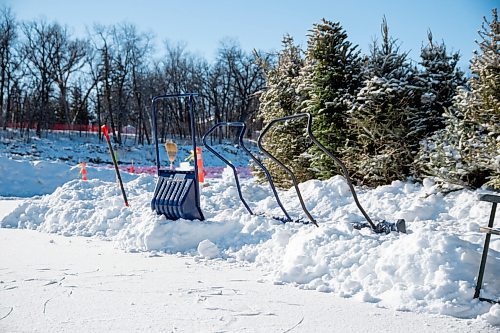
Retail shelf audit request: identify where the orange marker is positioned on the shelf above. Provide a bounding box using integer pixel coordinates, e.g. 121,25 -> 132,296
196,147 -> 204,183
80,162 -> 88,181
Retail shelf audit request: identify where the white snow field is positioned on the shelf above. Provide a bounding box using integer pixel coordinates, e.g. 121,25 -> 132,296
1,132 -> 499,332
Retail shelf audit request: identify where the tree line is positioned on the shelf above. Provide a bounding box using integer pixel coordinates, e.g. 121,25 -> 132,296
0,6 -> 267,145
1,6 -> 498,189
258,11 -> 498,190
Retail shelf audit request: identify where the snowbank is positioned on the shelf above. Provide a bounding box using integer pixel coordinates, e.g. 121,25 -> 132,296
0,158 -> 139,197
2,164 -> 499,324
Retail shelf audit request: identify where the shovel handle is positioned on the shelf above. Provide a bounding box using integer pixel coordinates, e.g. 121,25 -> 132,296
100,125 -> 129,207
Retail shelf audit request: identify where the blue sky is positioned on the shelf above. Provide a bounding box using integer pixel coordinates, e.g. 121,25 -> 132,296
2,0 -> 497,70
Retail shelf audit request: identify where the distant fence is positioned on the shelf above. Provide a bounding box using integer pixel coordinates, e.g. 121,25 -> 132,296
5,123 -> 127,133
110,165 -> 253,179
51,124 -> 100,132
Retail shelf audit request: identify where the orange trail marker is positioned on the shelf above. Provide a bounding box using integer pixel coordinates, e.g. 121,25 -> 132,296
80,162 -> 88,181
196,147 -> 204,183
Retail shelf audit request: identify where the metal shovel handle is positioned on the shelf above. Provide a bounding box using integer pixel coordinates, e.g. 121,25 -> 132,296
202,122 -> 293,222
258,113 -> 375,229
101,125 -> 129,207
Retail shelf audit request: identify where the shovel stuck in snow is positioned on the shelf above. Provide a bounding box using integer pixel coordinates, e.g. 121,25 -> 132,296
149,93 -> 204,221
258,113 -> 406,234
101,125 -> 129,207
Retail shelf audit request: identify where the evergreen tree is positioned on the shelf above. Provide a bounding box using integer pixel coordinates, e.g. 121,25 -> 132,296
299,19 -> 362,179
416,31 -> 465,136
419,9 -> 499,189
344,17 -> 419,186
257,35 -> 314,187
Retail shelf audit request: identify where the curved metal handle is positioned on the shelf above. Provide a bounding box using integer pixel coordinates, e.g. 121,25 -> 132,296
151,93 -> 199,173
258,113 -> 375,229
258,114 -> 318,226
202,122 -> 253,215
202,122 -> 292,222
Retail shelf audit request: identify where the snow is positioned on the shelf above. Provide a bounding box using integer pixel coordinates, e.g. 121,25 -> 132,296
197,239 -> 220,259
3,228 -> 495,333
1,131 -> 499,331
0,131 -> 252,169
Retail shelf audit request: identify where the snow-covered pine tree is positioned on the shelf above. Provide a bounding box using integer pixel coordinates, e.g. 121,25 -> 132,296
257,35 -> 314,187
344,17 -> 418,186
416,31 -> 465,137
299,19 -> 362,179
419,9 -> 499,189
469,9 -> 500,188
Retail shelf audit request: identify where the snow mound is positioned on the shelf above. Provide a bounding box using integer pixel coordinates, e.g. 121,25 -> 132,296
0,159 -> 75,197
1,166 -> 499,322
481,304 -> 500,326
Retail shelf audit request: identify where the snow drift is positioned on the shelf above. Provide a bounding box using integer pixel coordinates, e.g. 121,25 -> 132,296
1,163 -> 499,324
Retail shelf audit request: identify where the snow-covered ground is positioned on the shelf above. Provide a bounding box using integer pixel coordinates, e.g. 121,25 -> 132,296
1,227 -> 497,333
1,130 -> 499,332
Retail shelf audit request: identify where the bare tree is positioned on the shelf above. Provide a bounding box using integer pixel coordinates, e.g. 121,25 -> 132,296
4,7 -> 271,145
20,19 -> 58,136
91,24 -> 119,142
122,23 -> 154,145
47,23 -> 87,128
156,41 -> 207,141
90,23 -> 155,144
202,41 -> 267,142
0,6 -> 17,129
202,60 -> 234,143
223,44 -> 267,123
